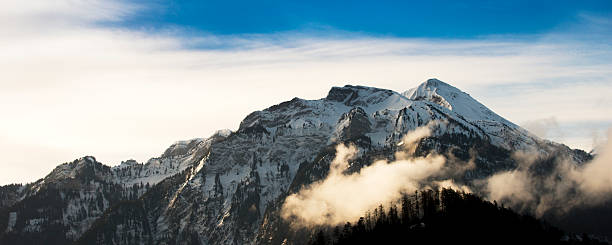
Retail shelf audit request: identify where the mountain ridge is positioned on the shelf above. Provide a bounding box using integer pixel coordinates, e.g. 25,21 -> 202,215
0,79 -> 596,245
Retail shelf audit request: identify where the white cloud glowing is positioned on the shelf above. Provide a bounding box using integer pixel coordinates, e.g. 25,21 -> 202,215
281,124 -> 456,227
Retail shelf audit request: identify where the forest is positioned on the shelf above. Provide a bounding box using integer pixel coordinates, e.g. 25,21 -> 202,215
309,188 -> 606,245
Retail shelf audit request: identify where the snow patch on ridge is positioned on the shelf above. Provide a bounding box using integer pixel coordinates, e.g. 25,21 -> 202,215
403,78 -> 514,126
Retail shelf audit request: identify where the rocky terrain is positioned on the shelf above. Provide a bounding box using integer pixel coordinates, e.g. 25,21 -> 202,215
0,79 -> 594,244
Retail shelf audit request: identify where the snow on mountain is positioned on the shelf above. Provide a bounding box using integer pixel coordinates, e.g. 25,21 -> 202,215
111,137 -> 211,187
1,79 -> 590,245
307,81 -> 536,151
403,79 -> 537,149
403,79 -> 510,124
0,131 -> 231,243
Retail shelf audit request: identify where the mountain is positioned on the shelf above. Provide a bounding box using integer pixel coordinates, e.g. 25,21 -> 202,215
0,134 -> 225,244
0,79 -> 595,244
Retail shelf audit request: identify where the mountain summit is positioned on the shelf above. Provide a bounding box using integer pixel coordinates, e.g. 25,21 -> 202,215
0,79 -> 593,245
404,78 -> 514,125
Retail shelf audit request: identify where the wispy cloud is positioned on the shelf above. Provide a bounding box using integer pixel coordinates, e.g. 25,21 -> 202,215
483,128 -> 612,217
281,123 -> 461,227
0,1 -> 610,184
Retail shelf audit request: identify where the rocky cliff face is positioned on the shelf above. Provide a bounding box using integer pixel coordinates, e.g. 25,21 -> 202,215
0,134 -> 223,244
0,79 -> 591,245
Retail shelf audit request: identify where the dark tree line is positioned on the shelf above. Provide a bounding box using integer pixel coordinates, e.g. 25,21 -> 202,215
310,189 -> 606,245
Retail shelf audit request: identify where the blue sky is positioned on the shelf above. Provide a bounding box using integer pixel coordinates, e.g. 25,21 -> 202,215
1,0 -> 612,184
120,0 -> 612,38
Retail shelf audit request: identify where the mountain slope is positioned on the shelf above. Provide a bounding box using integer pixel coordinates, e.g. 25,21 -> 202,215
0,133 -> 225,244
1,79 -> 594,244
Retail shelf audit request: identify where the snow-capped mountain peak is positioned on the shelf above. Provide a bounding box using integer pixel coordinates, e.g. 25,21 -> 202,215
44,156 -> 106,182
403,78 -> 515,128
162,138 -> 205,158
2,79 -> 591,245
325,85 -> 396,107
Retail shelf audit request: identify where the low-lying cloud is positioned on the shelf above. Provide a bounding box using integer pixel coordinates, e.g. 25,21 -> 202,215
485,129 -> 612,217
522,117 -> 563,140
570,129 -> 612,206
282,121 -> 612,227
281,123 -> 468,227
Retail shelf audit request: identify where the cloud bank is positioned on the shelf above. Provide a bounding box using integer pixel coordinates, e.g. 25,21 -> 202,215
282,123 -> 612,227
485,129 -> 612,217
281,123 -> 468,227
